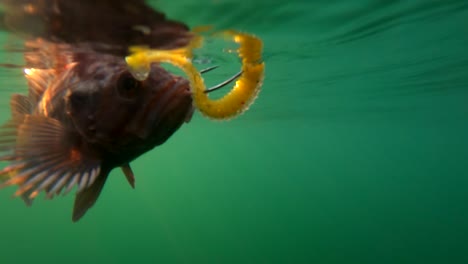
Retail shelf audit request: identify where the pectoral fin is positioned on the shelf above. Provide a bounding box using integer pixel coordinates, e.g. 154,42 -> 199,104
0,115 -> 101,204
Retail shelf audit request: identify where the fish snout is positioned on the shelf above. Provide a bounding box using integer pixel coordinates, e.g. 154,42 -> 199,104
135,77 -> 193,141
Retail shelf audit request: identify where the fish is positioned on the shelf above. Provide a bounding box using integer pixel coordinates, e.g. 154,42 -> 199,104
0,0 -> 198,221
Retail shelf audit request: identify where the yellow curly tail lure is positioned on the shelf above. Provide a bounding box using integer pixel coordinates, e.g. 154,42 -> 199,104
125,30 -> 265,120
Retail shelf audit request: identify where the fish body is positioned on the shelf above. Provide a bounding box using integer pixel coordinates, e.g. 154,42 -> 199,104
0,0 -> 195,221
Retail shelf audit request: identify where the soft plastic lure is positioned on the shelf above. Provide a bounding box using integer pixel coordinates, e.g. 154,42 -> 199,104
126,30 -> 265,120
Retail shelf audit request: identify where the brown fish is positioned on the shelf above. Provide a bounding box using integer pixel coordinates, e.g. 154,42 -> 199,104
0,0 -> 199,221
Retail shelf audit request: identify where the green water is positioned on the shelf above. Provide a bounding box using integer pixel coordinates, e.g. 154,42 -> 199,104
1,0 -> 468,263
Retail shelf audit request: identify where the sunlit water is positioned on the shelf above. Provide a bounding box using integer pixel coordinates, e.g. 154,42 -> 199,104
0,1 -> 467,263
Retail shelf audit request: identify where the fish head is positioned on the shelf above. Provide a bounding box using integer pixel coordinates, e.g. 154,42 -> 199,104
65,53 -> 193,162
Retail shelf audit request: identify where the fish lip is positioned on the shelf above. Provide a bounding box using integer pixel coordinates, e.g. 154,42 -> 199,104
184,105 -> 195,123
174,77 -> 195,123
137,77 -> 192,139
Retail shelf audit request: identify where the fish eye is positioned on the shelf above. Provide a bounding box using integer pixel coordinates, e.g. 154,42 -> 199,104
117,72 -> 140,99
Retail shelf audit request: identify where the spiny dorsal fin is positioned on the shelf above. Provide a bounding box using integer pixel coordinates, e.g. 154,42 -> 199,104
24,39 -> 75,72
0,115 -> 101,206
23,68 -> 56,100
10,94 -> 33,119
121,163 -> 135,189
23,39 -> 76,99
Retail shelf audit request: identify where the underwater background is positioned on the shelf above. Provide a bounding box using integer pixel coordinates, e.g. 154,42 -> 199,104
1,0 -> 468,263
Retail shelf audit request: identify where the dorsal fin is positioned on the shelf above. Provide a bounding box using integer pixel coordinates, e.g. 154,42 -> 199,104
24,39 -> 75,71
23,68 -> 56,100
10,94 -> 33,119
23,39 -> 76,99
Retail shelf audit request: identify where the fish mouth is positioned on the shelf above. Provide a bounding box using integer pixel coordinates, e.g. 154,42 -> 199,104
138,76 -> 193,143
